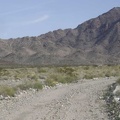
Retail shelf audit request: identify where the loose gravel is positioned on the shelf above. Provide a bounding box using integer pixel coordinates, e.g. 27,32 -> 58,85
0,77 -> 116,120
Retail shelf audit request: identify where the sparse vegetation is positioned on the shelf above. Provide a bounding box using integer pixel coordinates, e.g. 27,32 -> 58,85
45,73 -> 78,87
17,81 -> 43,91
38,67 -> 47,73
117,78 -> 120,85
0,65 -> 120,98
0,81 -> 43,97
83,74 -> 94,79
0,85 -> 16,97
45,79 -> 56,87
0,65 -> 120,81
104,83 -> 120,120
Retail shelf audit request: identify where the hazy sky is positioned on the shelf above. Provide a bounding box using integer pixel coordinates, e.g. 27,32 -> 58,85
0,0 -> 120,39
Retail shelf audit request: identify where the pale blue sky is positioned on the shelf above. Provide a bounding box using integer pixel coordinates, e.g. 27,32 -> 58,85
0,0 -> 120,39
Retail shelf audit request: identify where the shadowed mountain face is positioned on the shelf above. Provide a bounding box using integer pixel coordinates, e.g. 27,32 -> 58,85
0,7 -> 120,66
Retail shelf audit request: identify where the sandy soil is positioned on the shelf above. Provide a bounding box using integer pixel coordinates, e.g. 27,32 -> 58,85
0,77 -> 116,120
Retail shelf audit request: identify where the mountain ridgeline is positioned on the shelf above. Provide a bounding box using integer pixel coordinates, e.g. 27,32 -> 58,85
0,7 -> 120,66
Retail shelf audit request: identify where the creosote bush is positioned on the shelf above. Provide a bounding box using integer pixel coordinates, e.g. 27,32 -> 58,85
0,81 -> 43,97
45,79 -> 57,87
17,81 -> 43,90
45,72 -> 78,87
83,74 -> 94,79
38,68 -> 47,73
116,78 -> 120,85
0,65 -> 120,97
0,86 -> 16,97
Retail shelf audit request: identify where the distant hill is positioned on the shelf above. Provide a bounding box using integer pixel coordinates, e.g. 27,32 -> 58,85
0,7 -> 120,66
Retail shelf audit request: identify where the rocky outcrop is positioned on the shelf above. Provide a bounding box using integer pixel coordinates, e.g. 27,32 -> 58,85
0,7 -> 120,65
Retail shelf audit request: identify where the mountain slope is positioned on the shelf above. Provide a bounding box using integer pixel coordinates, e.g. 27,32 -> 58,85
0,7 -> 120,65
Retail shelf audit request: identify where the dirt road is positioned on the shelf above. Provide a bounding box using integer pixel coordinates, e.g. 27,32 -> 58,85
0,78 -> 116,120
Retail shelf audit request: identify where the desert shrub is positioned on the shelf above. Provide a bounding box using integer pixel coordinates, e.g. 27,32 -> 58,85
37,68 -> 47,73
30,75 -> 38,80
83,74 -> 94,79
33,82 -> 43,90
45,79 -> 56,87
0,86 -> 16,97
17,83 -> 33,90
117,78 -> 120,85
14,75 -> 21,80
105,73 -> 111,77
0,67 -> 3,72
17,81 -> 43,90
63,75 -> 78,83
0,69 -> 10,76
83,66 -> 90,70
45,73 -> 78,86
57,67 -> 77,77
57,67 -> 73,73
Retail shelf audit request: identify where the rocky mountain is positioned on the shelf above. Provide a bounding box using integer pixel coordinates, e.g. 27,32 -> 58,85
0,7 -> 120,66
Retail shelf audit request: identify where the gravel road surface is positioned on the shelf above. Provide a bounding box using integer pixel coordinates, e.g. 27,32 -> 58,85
0,78 -> 116,120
